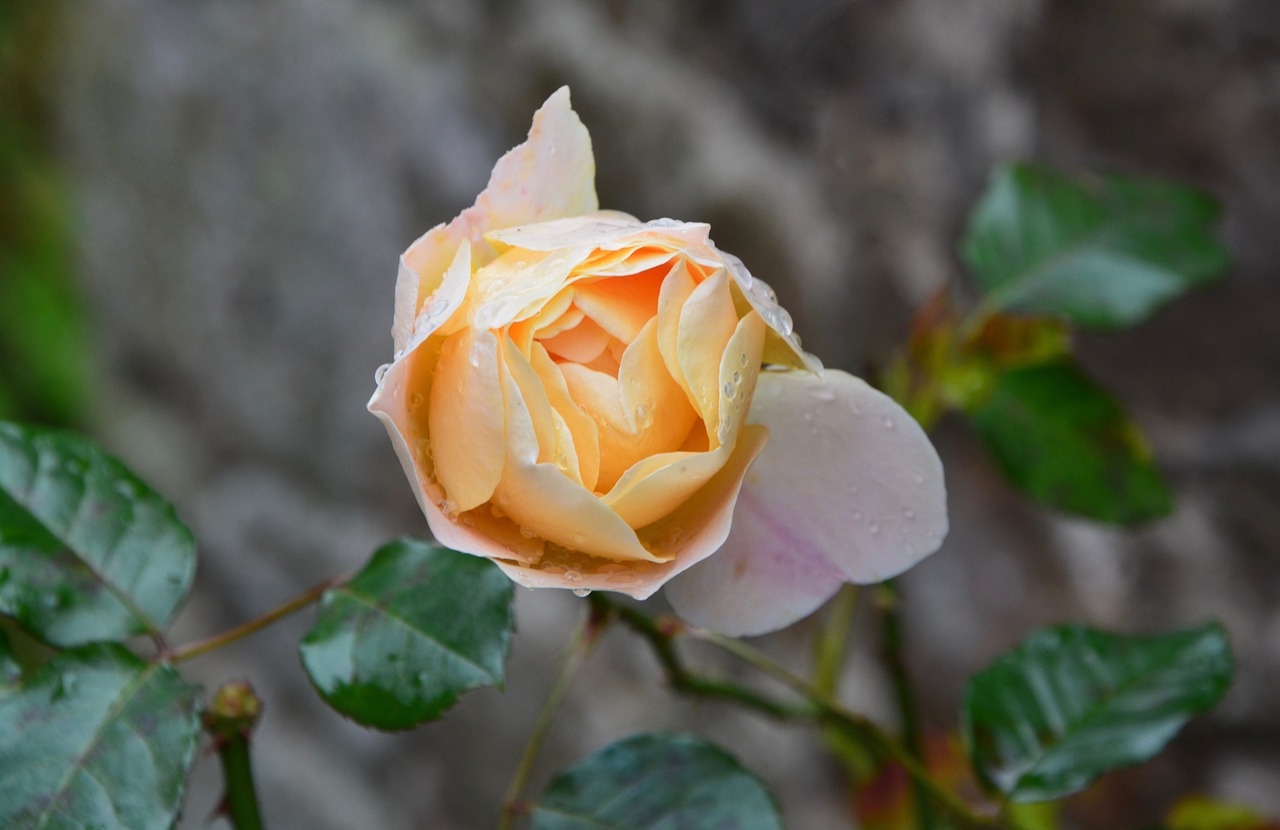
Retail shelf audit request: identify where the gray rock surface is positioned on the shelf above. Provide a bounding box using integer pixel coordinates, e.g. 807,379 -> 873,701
52,0 -> 1280,826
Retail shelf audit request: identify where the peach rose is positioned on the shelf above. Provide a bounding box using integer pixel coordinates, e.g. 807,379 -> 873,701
369,88 -> 947,635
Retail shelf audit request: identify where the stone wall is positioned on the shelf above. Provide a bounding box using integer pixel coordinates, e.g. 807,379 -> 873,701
53,0 -> 1280,826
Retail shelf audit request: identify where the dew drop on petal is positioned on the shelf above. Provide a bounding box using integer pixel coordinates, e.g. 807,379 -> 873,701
374,363 -> 392,385
883,417 -> 895,430
723,380 -> 736,398
739,352 -> 749,367
572,588 -> 591,597
409,392 -> 424,410
573,531 -> 587,546
565,569 -> 582,583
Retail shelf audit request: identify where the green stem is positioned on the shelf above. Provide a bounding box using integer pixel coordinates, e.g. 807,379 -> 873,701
813,585 -> 859,698
218,732 -> 265,830
591,595 -> 998,827
591,594 -> 815,721
206,681 -> 266,830
692,628 -> 996,828
876,582 -> 938,830
498,608 -> 600,830
163,576 -> 346,663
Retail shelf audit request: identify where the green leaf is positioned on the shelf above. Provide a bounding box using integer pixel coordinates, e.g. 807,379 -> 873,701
967,360 -> 1172,523
962,163 -> 1229,328
1167,796 -> 1278,830
0,421 -> 197,646
962,623 -> 1233,803
531,732 -> 784,830
0,643 -> 203,829
299,539 -> 515,731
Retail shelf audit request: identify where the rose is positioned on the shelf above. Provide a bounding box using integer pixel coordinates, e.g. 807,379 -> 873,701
369,88 -> 947,635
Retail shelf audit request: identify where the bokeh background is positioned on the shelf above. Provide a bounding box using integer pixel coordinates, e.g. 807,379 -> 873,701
3,0 -> 1279,827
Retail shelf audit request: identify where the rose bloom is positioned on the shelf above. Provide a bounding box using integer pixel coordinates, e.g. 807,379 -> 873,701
370,88 -> 946,635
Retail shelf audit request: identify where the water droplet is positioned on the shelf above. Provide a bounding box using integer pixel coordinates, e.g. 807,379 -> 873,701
497,492 -> 511,506
502,543 -> 518,554
739,352 -> 749,367
913,473 -> 925,484
634,404 -> 653,429
519,525 -> 538,539
439,499 -> 458,518
409,392 -> 424,410
882,417 -> 895,430
114,480 -> 136,499
490,503 -> 506,519
461,516 -> 475,528
468,344 -> 482,368
869,522 -> 880,536
565,569 -> 582,583
732,371 -> 741,385
572,588 -> 591,597
902,509 -> 915,520
723,381 -> 735,398
374,363 -> 391,384
573,531 -> 586,546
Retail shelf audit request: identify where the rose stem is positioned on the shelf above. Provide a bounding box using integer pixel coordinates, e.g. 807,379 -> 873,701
874,581 -> 940,829
205,681 -> 266,830
498,603 -> 607,830
811,586 -> 879,779
691,626 -> 997,829
587,592 -> 816,721
160,575 -> 348,664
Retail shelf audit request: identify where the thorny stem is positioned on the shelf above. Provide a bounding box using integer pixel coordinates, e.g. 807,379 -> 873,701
876,581 -> 939,830
498,605 -> 606,830
161,576 -> 348,664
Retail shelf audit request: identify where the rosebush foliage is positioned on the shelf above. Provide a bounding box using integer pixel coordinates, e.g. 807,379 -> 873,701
0,155 -> 1246,830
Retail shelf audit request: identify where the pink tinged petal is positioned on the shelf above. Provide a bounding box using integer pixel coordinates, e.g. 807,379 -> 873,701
677,269 -> 739,432
392,87 -> 597,352
666,368 -> 948,636
493,355 -> 660,564
493,424 -> 768,598
427,328 -> 506,512
663,494 -> 847,637
579,246 -> 676,278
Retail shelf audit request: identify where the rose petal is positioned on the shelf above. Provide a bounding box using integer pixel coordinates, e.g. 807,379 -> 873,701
529,343 -> 601,491
493,353 -> 661,563
677,269 -> 739,433
368,353 -> 536,564
572,269 -> 664,343
392,87 -> 597,351
493,424 -> 768,597
427,328 -> 506,512
665,369 -> 948,636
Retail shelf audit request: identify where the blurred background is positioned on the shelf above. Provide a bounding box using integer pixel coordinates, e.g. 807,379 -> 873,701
3,0 -> 1279,827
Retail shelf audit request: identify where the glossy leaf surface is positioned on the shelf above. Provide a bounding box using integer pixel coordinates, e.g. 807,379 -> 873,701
968,361 -> 1171,523
531,732 -> 784,830
963,623 -> 1233,802
0,643 -> 202,829
962,163 -> 1228,328
0,421 -> 196,645
299,539 -> 514,730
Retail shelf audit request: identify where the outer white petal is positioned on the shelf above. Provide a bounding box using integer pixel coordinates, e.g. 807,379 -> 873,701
666,369 -> 947,636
